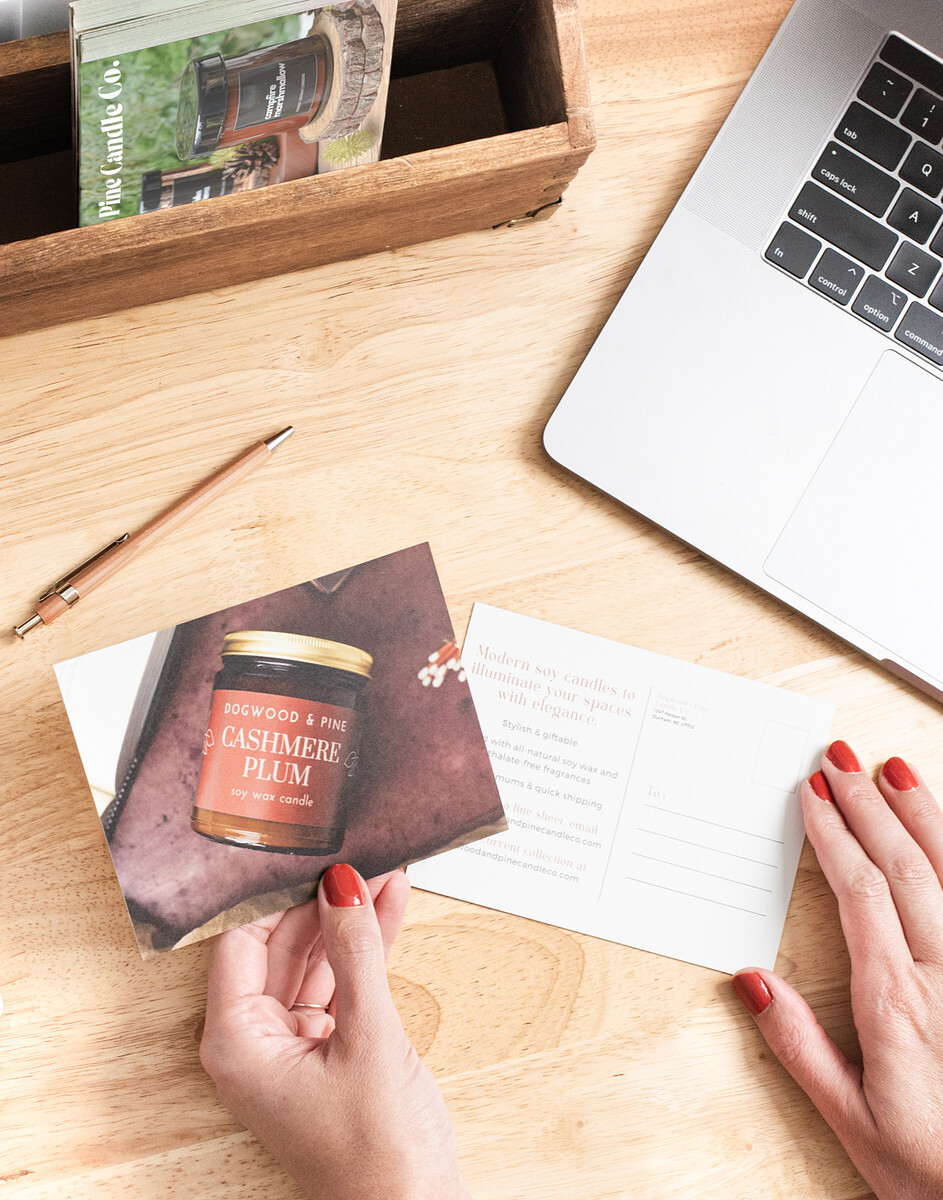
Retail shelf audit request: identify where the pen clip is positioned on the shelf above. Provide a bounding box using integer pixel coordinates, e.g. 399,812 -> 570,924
40,534 -> 130,600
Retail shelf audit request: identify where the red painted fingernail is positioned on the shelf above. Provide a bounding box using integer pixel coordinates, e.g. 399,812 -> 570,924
826,740 -> 861,773
732,972 -> 773,1016
321,863 -> 367,908
882,756 -> 918,792
808,770 -> 834,802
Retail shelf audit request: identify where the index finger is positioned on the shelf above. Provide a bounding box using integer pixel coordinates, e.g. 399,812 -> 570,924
204,911 -> 287,1031
801,772 -> 912,975
262,895 -> 323,1008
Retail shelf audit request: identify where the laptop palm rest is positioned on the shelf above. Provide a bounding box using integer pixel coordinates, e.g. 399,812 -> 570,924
764,350 -> 943,683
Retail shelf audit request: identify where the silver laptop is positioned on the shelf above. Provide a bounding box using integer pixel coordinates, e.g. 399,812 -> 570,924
545,0 -> 943,703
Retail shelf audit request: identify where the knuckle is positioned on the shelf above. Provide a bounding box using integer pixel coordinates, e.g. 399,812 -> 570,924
838,860 -> 890,904
199,1046 -> 245,1112
902,790 -> 943,828
858,977 -> 918,1026
198,1030 -> 228,1081
875,988 -> 913,1023
333,914 -> 382,959
271,935 -> 310,963
882,848 -> 936,891
198,1022 -> 250,1091
838,780 -> 883,811
769,1017 -> 813,1072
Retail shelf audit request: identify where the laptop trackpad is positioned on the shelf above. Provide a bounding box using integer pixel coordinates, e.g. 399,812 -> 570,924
765,350 -> 943,681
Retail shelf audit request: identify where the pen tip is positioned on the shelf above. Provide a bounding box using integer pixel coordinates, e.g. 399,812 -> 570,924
13,614 -> 42,638
265,426 -> 295,452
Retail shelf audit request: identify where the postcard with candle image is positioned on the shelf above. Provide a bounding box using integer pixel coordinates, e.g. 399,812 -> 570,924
54,543 -> 505,958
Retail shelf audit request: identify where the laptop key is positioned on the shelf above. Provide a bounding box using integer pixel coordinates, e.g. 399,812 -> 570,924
901,88 -> 943,144
886,241 -> 941,297
887,187 -> 942,244
835,101 -> 911,170
894,301 -> 943,365
789,182 -> 897,269
851,275 -> 908,331
765,222 -> 821,277
858,63 -> 911,118
809,248 -> 865,305
900,141 -> 943,197
881,35 -> 943,101
811,142 -> 898,216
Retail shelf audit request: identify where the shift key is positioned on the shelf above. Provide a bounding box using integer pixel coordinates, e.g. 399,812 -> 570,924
789,182 -> 898,269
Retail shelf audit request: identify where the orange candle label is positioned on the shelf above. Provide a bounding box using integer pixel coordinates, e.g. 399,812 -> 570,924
194,688 -> 360,826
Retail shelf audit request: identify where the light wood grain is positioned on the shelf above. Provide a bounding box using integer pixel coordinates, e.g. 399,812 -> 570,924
0,0 -> 933,1196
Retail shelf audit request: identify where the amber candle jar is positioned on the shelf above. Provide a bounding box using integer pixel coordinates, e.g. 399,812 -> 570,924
175,37 -> 333,160
191,630 -> 371,854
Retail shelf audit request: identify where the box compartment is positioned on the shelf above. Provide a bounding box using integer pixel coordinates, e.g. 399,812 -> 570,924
0,0 -> 594,335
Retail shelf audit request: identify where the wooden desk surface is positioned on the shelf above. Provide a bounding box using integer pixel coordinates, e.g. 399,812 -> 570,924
1,1 -> 938,1195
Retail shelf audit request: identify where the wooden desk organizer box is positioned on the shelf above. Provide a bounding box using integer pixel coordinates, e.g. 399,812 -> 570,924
0,0 -> 595,336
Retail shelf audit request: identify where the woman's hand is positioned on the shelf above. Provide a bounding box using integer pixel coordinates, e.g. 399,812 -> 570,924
200,864 -> 472,1200
733,741 -> 943,1200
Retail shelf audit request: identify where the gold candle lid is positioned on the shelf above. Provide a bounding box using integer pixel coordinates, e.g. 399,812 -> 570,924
222,630 -> 372,676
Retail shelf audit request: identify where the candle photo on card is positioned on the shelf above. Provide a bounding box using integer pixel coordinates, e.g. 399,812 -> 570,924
53,544 -> 505,958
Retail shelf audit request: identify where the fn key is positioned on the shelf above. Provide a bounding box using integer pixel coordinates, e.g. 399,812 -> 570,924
766,222 -> 821,277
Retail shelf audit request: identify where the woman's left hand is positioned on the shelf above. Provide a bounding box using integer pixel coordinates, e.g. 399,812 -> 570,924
200,865 -> 472,1200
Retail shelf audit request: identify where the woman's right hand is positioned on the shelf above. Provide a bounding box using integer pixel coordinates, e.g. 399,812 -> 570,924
733,742 -> 943,1200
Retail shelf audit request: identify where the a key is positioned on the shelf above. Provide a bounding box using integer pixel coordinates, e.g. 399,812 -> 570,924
894,300 -> 943,364
900,141 -> 943,197
811,142 -> 898,216
882,35 -> 943,100
808,248 -> 865,305
901,88 -> 943,143
765,222 -> 821,277
835,101 -> 911,170
886,241 -> 942,297
789,182 -> 897,269
851,274 -> 908,330
858,62 -> 912,118
887,187 -> 942,243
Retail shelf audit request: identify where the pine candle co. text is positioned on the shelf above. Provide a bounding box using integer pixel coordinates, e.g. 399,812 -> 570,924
191,630 -> 372,854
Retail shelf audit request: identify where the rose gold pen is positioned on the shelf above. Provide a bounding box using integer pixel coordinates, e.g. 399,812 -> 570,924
13,426 -> 294,638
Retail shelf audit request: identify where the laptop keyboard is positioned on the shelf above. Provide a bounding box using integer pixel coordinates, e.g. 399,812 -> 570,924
765,34 -> 943,369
